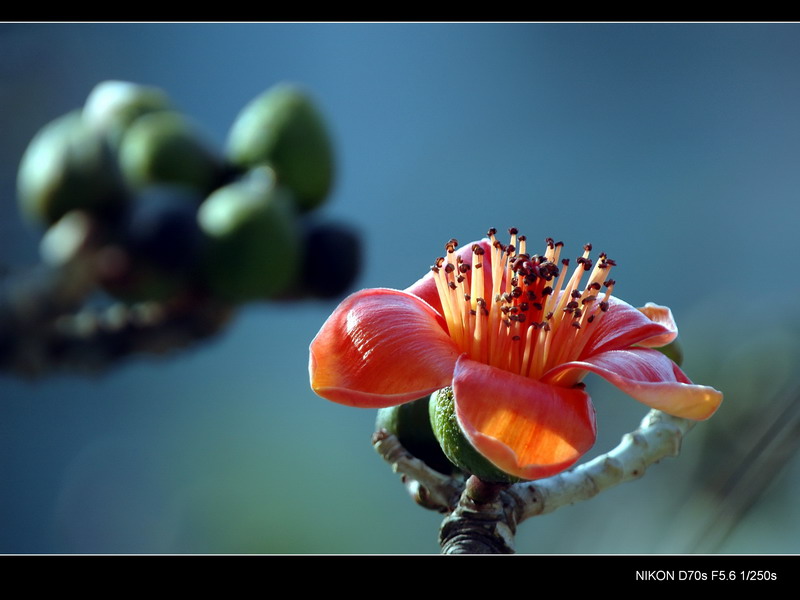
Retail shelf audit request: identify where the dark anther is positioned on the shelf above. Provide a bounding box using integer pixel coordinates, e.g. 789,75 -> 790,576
487,227 -> 497,237
508,227 -> 519,235
572,321 -> 581,329
542,286 -> 553,296
565,301 -> 579,310
562,258 -> 570,266
600,301 -> 609,312
573,308 -> 582,319
582,295 -> 597,304
472,245 -> 485,255
459,263 -> 470,273
444,263 -> 455,273
520,302 -> 529,311
517,313 -> 527,323
518,235 -> 526,242
571,289 -> 582,298
464,294 -> 471,301
475,262 -> 483,269
435,257 -> 445,268
470,309 -> 477,316
606,258 -> 616,266
584,243 -> 593,252
545,312 -> 554,320
512,335 -> 521,341
532,302 -> 543,311
506,245 -> 515,255
457,275 -> 465,283
545,237 -> 555,248
588,315 -> 595,323
590,282 -> 602,290
511,287 -> 522,298
448,282 -> 457,290
555,241 -> 563,247
431,266 -> 439,273
603,279 -> 615,287
477,298 -> 486,308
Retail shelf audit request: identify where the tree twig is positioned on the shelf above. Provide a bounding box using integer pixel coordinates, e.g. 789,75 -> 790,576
0,260 -> 233,378
376,409 -> 696,553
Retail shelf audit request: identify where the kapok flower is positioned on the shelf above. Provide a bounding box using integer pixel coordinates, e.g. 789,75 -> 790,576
309,229 -> 722,481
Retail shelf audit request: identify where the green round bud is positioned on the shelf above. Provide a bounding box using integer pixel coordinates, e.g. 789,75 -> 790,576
198,167 -> 302,302
83,80 -> 172,148
226,84 -> 334,211
17,111 -> 127,226
429,387 -> 523,484
376,396 -> 457,475
119,111 -> 224,194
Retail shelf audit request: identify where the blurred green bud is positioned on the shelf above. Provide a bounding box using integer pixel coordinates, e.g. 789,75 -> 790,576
119,111 -> 224,194
303,221 -> 361,299
429,387 -> 522,485
17,111 -> 127,226
100,186 -> 206,304
226,84 -> 334,211
376,396 -> 459,475
198,167 -> 302,302
39,210 -> 97,267
83,80 -> 172,148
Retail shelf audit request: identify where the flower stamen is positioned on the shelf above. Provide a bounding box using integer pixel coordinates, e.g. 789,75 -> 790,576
434,229 -> 616,380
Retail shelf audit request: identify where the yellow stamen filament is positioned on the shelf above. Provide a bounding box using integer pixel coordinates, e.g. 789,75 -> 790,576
433,230 -> 617,381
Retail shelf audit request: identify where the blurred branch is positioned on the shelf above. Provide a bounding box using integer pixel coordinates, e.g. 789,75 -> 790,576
0,260 -> 232,378
376,409 -> 695,554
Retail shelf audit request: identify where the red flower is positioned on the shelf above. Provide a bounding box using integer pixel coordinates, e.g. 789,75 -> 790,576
309,229 -> 722,480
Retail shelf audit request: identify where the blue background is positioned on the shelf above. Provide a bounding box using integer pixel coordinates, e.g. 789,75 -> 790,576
1,23 -> 799,553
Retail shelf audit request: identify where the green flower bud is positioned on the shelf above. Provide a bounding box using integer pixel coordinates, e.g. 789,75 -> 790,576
429,387 -> 523,485
83,80 -> 172,148
17,111 -> 127,226
376,396 -> 457,475
198,167 -> 302,302
100,186 -> 206,303
119,111 -> 224,194
226,84 -> 334,212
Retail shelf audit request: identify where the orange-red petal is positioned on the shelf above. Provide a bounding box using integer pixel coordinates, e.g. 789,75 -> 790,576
580,296 -> 677,359
635,302 -> 679,348
453,356 -> 597,480
543,348 -> 723,420
309,288 -> 460,408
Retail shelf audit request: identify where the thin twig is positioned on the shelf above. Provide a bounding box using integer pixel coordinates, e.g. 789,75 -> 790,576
375,409 -> 696,553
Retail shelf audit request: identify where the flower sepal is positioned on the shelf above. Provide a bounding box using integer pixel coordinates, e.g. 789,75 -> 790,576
429,387 -> 524,485
376,396 -> 458,476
